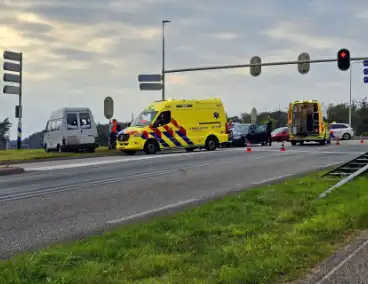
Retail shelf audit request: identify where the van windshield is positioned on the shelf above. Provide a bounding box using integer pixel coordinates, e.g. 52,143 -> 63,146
131,111 -> 158,127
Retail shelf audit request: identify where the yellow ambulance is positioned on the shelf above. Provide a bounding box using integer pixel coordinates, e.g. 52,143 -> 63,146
116,98 -> 230,154
288,100 -> 331,145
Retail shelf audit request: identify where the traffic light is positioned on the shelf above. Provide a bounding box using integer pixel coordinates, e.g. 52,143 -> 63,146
337,48 -> 350,71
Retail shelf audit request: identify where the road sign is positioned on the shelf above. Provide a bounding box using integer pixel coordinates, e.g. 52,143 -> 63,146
298,52 -> 310,74
3,50 -> 23,150
104,96 -> 114,119
138,74 -> 162,82
250,56 -> 261,76
3,85 -> 20,95
3,73 -> 20,83
3,51 -> 22,62
139,83 -> 163,91
3,62 -> 21,73
364,60 -> 368,67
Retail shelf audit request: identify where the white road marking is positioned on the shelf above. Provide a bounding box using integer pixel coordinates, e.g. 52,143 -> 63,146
251,149 -> 366,155
14,143 -> 359,172
0,155 -> 275,201
106,198 -> 198,224
105,162 -> 345,225
23,149 -> 243,171
315,239 -> 368,284
21,148 -> 289,171
250,174 -> 294,186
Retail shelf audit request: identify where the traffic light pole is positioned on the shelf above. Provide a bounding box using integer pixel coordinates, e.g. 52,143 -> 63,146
348,61 -> 364,127
164,57 -> 368,74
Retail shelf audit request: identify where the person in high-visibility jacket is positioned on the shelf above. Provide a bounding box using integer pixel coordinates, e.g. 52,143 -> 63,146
110,119 -> 118,149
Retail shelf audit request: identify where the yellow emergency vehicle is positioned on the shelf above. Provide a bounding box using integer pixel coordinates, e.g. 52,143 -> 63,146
287,100 -> 331,145
116,98 -> 229,154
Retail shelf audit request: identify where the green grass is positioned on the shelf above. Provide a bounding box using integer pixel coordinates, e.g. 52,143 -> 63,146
0,147 -> 118,162
1,173 -> 368,284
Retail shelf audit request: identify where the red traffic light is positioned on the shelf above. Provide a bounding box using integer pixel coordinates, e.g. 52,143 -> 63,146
337,48 -> 350,71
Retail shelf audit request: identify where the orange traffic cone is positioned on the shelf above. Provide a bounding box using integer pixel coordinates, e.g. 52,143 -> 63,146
336,138 -> 340,146
360,136 -> 364,144
280,140 -> 285,152
246,141 -> 252,152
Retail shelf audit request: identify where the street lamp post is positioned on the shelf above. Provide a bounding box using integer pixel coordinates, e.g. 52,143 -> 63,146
162,20 -> 170,101
349,61 -> 364,126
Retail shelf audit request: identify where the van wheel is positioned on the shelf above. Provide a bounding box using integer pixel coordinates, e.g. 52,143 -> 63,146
205,136 -> 218,151
44,144 -> 50,153
319,139 -> 326,145
86,148 -> 95,153
291,141 -> 297,146
144,140 -> 158,154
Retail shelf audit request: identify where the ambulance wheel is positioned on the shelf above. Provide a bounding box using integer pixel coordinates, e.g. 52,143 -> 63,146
185,147 -> 195,152
291,141 -> 297,146
123,151 -> 136,155
205,136 -> 218,151
144,140 -> 158,154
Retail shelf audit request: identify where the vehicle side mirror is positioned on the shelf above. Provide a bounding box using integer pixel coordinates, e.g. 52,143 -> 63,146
127,122 -> 131,127
152,120 -> 160,128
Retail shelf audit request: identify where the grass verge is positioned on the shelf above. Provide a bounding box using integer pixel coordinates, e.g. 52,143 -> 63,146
0,147 -> 118,163
1,173 -> 368,284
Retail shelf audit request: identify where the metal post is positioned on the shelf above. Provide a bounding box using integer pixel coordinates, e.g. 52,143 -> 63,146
349,63 -> 353,127
17,53 -> 23,150
108,119 -> 112,150
349,60 -> 364,127
162,20 -> 170,101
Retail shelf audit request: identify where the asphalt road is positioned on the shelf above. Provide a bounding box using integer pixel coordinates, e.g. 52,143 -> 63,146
0,140 -> 367,260
295,230 -> 368,284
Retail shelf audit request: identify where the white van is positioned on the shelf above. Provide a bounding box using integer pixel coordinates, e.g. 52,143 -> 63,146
43,107 -> 99,152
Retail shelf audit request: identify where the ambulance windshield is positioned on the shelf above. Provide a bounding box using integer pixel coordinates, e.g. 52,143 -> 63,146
131,111 -> 158,127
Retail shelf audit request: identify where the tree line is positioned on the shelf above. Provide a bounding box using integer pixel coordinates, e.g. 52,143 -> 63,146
0,97 -> 367,149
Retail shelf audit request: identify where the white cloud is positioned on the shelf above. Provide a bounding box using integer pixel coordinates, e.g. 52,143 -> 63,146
0,0 -> 367,139
262,21 -> 357,51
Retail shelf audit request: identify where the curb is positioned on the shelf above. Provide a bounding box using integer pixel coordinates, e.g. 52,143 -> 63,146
0,167 -> 25,176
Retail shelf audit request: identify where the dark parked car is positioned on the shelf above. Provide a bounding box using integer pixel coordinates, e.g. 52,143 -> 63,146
271,127 -> 289,142
245,124 -> 269,145
229,123 -> 251,147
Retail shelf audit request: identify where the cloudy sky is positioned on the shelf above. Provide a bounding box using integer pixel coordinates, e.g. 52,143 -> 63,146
1,0 -> 368,138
